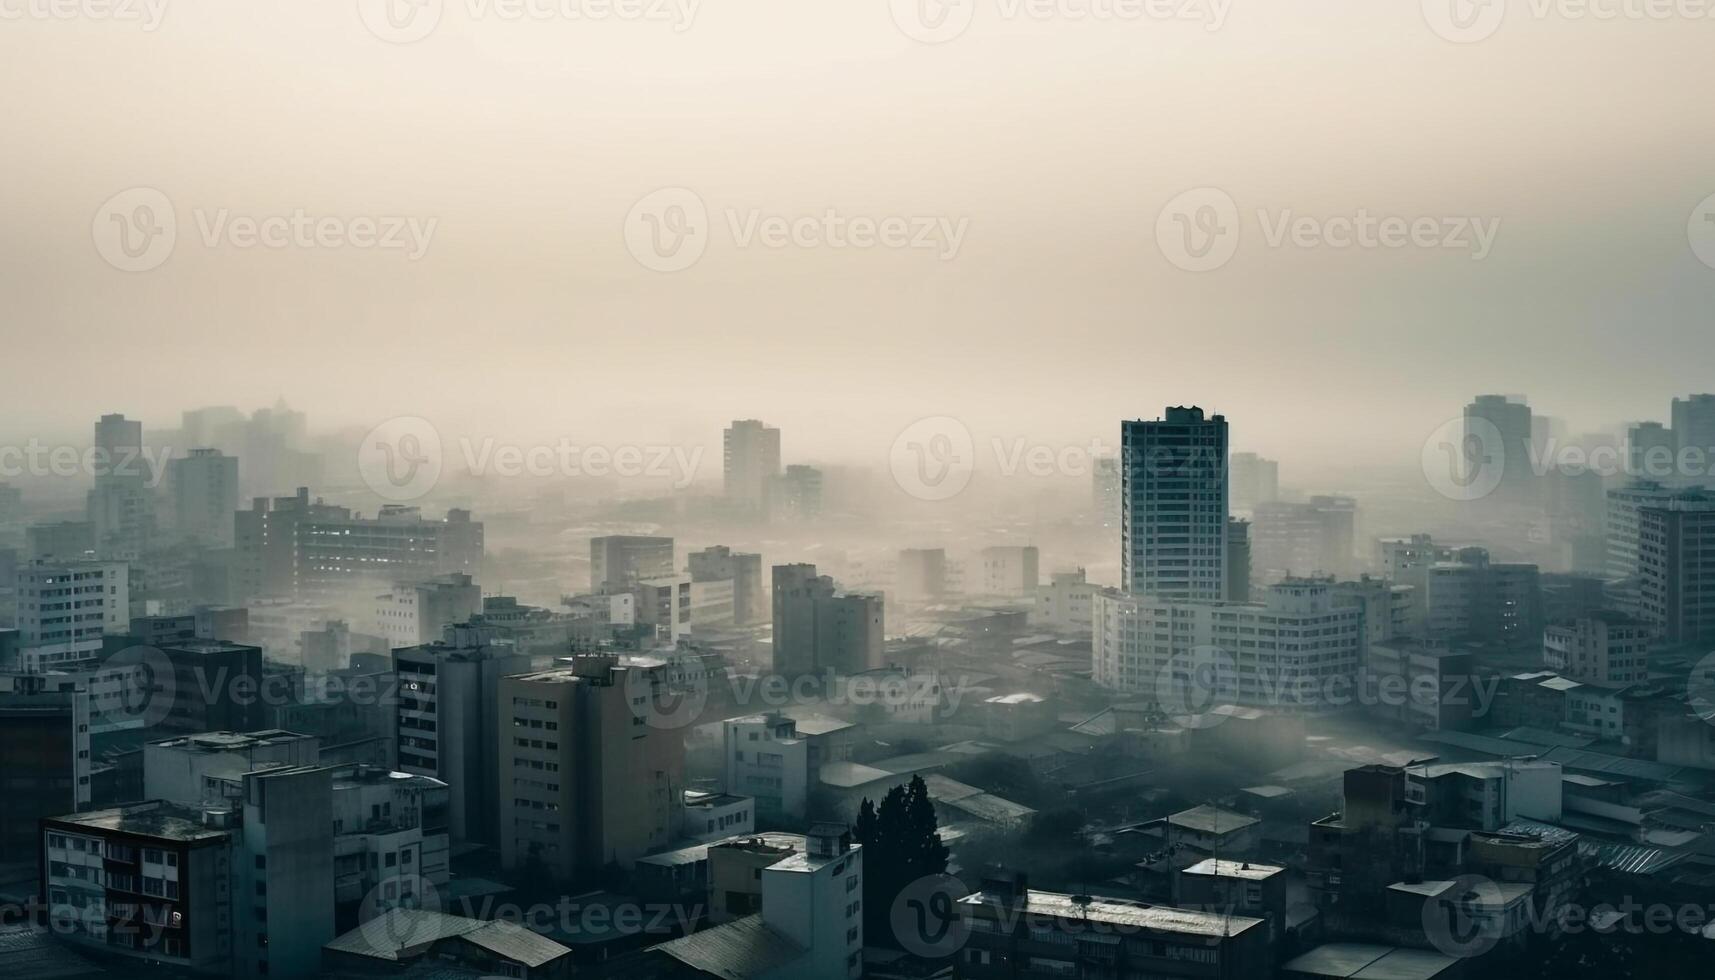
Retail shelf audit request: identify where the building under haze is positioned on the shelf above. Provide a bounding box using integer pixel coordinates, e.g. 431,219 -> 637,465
395,627 -> 532,848
166,448 -> 239,548
771,564 -> 885,678
590,534 -> 675,592
1464,394 -> 1538,508
1121,407 -> 1229,601
1250,495 -> 1358,584
688,545 -> 767,625
1228,451 -> 1279,515
1092,578 -> 1363,713
234,488 -> 482,603
978,545 -> 1039,596
724,419 -> 782,520
497,657 -> 685,881
86,413 -> 155,559
14,560 -> 130,670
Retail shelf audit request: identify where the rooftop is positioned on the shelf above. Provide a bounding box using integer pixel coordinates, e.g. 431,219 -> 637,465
151,729 -> 313,752
1181,859 -> 1284,881
960,889 -> 1264,939
652,913 -> 806,980
1282,943 -> 1460,980
47,801 -> 230,842
1168,804 -> 1260,835
324,909 -> 571,967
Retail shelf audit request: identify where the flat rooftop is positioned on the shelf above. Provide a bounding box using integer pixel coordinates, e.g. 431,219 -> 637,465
151,729 -> 312,752
47,801 -> 229,842
1182,859 -> 1284,881
960,890 -> 1264,939
1282,943 -> 1461,980
1169,804 -> 1260,835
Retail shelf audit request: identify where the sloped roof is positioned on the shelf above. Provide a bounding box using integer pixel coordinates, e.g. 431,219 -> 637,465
651,914 -> 806,980
324,909 -> 571,968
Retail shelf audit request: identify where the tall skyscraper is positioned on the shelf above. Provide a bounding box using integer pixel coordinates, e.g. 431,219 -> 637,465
1673,394 -> 1715,485
87,413 -> 155,558
1464,395 -> 1536,507
723,419 -> 782,518
1121,407 -> 1229,601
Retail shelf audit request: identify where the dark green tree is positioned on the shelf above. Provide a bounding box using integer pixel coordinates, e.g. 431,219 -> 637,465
853,775 -> 950,948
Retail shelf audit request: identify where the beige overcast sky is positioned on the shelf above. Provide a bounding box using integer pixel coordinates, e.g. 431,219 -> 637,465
3,0 -> 1713,470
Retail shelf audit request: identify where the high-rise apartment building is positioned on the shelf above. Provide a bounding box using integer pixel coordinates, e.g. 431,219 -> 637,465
771,564 -> 884,678
1251,495 -> 1358,584
1228,451 -> 1279,515
0,673 -> 91,889
1464,395 -> 1537,507
1092,579 -> 1363,712
1121,407 -> 1229,601
1672,393 -> 1715,474
166,448 -> 239,548
14,560 -> 130,671
688,545 -> 767,625
87,413 -> 156,559
373,573 -> 481,649
724,419 -> 782,518
1635,495 -> 1715,644
235,488 -> 482,603
1543,612 -> 1651,686
394,630 -> 532,847
774,463 -> 824,521
978,546 -> 1039,596
895,548 -> 948,602
497,657 -> 685,881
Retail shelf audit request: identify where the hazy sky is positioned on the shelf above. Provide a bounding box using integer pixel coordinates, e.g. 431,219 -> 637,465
5,1 -> 1714,472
